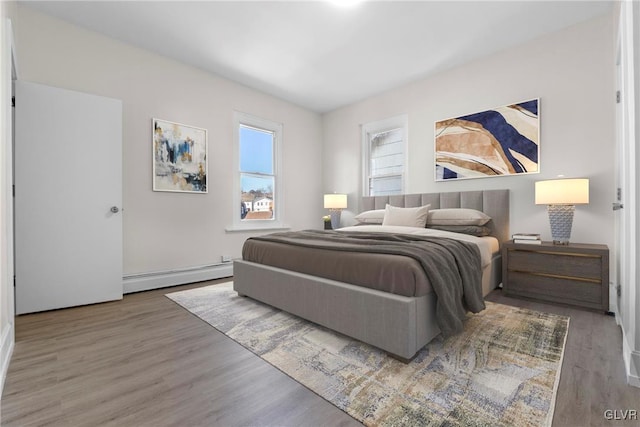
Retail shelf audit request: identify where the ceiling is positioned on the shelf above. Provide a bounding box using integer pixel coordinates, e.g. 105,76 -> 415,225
21,1 -> 613,113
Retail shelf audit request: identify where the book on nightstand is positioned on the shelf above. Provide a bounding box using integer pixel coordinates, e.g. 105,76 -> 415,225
512,233 -> 541,244
513,238 -> 542,245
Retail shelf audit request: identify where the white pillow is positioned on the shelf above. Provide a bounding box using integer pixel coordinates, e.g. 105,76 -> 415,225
354,209 -> 385,224
382,204 -> 430,228
427,208 -> 491,226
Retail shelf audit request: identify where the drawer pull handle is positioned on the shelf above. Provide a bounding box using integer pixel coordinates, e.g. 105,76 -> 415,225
510,249 -> 601,258
510,270 -> 602,284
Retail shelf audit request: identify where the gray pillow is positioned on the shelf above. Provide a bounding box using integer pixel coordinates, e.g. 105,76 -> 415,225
427,208 -> 491,226
354,209 -> 385,224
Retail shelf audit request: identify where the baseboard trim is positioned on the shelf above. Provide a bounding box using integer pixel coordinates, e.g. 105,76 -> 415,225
621,324 -> 640,388
123,263 -> 234,294
1,322 -> 15,398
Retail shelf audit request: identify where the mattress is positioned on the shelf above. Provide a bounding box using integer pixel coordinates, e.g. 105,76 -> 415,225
241,225 -> 498,298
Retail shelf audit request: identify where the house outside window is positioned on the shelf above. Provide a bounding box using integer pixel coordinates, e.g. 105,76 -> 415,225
362,115 -> 408,196
229,112 -> 284,231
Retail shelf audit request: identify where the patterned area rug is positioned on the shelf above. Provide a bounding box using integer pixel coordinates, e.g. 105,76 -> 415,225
166,282 -> 568,427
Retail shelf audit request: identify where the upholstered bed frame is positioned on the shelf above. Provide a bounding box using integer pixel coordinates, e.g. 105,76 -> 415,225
233,189 -> 509,361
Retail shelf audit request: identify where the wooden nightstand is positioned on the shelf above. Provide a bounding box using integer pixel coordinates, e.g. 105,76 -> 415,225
502,241 -> 609,312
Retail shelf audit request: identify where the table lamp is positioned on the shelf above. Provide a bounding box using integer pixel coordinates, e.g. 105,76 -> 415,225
324,194 -> 347,229
535,178 -> 589,245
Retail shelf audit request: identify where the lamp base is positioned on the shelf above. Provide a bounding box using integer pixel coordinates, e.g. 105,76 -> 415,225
547,204 -> 574,245
329,210 -> 342,230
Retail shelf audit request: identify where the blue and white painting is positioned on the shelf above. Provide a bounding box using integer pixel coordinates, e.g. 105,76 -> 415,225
435,99 -> 539,181
153,118 -> 207,193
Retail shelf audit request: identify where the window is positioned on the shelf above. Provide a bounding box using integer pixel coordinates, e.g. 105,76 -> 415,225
229,112 -> 284,231
362,115 -> 408,196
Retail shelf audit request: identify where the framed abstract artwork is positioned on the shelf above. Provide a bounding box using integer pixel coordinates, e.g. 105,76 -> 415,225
153,118 -> 208,193
435,99 -> 539,181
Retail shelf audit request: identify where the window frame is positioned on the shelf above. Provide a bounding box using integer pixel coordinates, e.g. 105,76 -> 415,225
361,114 -> 409,197
227,111 -> 287,232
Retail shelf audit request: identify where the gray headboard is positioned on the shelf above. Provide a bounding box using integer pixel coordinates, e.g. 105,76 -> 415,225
361,189 -> 510,244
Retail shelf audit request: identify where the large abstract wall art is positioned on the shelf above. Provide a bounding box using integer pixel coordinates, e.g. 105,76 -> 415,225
153,118 -> 208,193
435,99 -> 539,181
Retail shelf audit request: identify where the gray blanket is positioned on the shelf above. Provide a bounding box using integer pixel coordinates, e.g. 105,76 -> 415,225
249,230 -> 485,337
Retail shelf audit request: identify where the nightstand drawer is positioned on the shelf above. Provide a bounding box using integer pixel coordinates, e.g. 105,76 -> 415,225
507,272 -> 603,309
507,249 -> 603,280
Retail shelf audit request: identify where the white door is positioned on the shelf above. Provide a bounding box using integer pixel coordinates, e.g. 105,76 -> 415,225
613,43 -> 625,317
14,81 -> 123,314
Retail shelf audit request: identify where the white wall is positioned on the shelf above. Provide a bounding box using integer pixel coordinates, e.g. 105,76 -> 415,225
633,0 -> 640,387
13,6 -> 323,279
634,0 -> 640,384
323,13 -> 616,255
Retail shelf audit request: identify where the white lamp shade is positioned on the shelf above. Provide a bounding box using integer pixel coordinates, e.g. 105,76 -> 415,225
535,178 -> 589,205
324,193 -> 347,209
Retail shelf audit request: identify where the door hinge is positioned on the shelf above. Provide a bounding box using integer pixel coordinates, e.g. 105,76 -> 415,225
13,276 -> 16,287
617,284 -> 621,297
616,90 -> 621,104
11,96 -> 15,108
12,184 -> 15,197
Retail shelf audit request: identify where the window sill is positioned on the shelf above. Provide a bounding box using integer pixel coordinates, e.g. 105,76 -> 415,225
225,223 -> 291,233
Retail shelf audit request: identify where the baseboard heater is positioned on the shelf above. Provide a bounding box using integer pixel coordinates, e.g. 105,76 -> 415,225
123,262 -> 233,294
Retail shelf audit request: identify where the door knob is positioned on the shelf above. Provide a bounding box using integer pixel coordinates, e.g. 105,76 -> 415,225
110,206 -> 120,214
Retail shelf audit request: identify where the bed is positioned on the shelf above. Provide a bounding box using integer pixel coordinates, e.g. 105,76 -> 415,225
233,189 -> 509,361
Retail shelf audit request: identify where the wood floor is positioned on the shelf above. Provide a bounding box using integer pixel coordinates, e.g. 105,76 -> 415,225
2,279 -> 639,427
